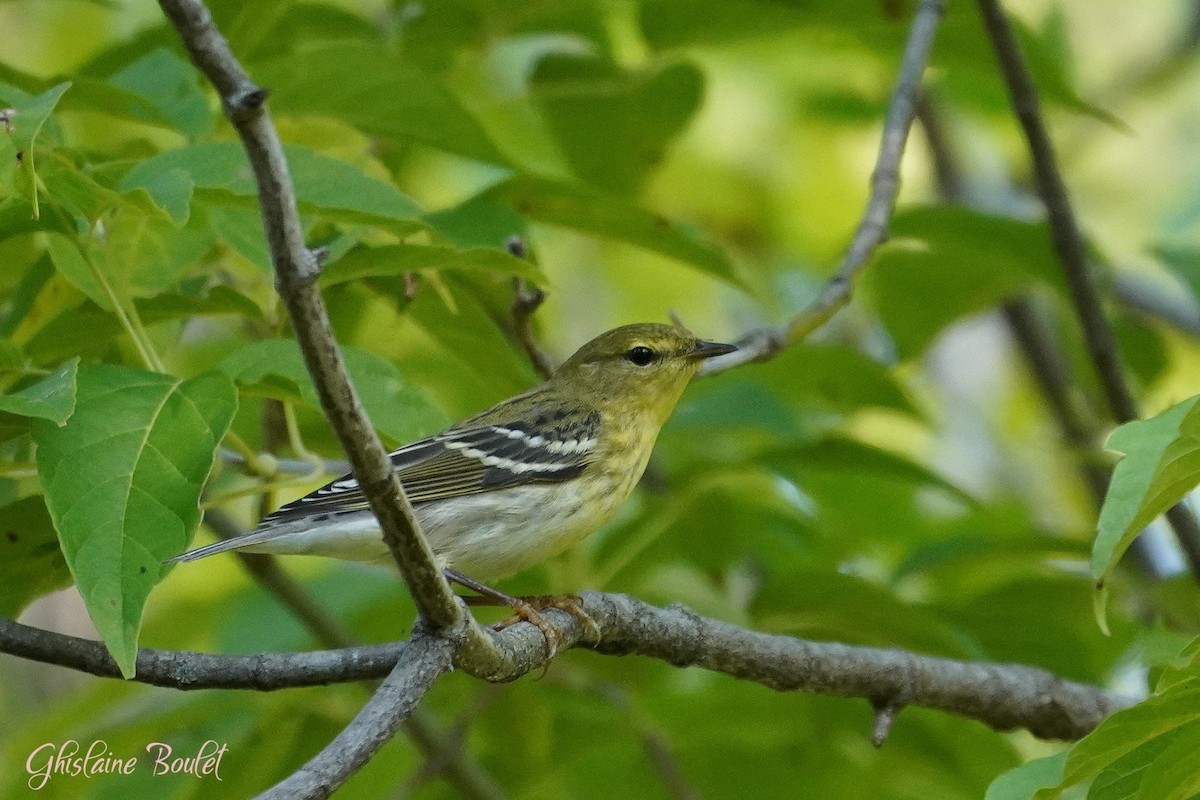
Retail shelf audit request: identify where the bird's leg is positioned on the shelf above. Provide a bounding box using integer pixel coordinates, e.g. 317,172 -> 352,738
442,568 -> 563,658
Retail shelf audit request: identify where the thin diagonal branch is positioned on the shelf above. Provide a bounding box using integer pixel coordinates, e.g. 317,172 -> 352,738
203,510 -> 506,800
156,0 -> 462,632
506,237 -> 555,380
977,0 -> 1200,578
702,0 -> 946,375
0,592 -> 1133,741
976,0 -> 1135,424
255,627 -> 456,800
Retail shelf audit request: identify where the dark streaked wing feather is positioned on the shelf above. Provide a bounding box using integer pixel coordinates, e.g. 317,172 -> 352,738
260,416 -> 598,527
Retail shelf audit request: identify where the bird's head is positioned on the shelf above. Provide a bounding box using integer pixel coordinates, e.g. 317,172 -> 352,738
552,323 -> 736,425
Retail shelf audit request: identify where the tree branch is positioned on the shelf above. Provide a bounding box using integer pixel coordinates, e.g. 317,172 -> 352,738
506,237 -> 555,380
256,627 -> 456,800
203,510 -> 506,800
0,592 -> 1132,741
156,0 -> 465,634
977,0 -> 1200,578
701,0 -> 946,376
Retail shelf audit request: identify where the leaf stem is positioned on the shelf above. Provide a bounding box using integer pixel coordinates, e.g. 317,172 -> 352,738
81,245 -> 162,373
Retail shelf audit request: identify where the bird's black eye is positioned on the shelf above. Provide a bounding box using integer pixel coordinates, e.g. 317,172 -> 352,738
625,346 -> 655,366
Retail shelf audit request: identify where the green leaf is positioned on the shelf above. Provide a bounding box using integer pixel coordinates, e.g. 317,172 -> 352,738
0,81 -> 70,215
218,339 -> 448,445
476,175 -> 739,284
1152,244 -> 1200,305
728,343 -> 918,417
119,142 -> 425,234
424,193 -> 529,252
864,207 -> 1063,358
320,243 -> 546,288
125,166 -> 194,225
984,751 -> 1067,800
0,357 -> 77,423
207,205 -> 272,270
107,48 -> 213,138
530,54 -> 704,194
23,286 -> 263,365
93,199 -> 217,298
249,42 -> 508,165
0,495 -> 73,618
33,365 -> 237,677
1093,396 -> 1200,583
42,230 -> 113,311
1045,689 -> 1200,798
763,435 -> 975,507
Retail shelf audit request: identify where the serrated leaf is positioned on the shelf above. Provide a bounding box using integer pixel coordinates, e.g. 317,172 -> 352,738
476,175 -> 739,284
1093,396 -> 1200,583
0,357 -> 77,423
0,495 -> 73,618
218,339 -> 447,445
119,142 -> 425,234
320,243 -> 546,287
33,365 -> 237,677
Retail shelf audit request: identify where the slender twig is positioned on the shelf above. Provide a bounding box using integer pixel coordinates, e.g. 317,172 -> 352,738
202,510 -> 507,800
701,0 -> 946,376
549,670 -> 699,800
506,237 -> 555,380
1113,272 -> 1200,336
0,593 -> 1133,741
871,700 -> 902,748
156,0 -> 508,663
220,448 -> 350,479
977,0 -> 1200,577
255,627 -> 456,800
916,94 -> 1175,578
976,0 -> 1136,423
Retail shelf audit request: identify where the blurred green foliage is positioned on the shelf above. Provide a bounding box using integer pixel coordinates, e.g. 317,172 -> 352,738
1,0 -> 1200,797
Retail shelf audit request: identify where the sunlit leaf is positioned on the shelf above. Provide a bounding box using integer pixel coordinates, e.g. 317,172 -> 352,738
33,365 -> 237,677
107,48 -> 213,138
476,175 -> 739,284
0,357 -> 77,424
250,42 -> 507,165
120,142 -> 425,234
530,54 -> 704,194
1093,396 -> 1200,583
320,243 -> 546,287
219,339 -> 447,445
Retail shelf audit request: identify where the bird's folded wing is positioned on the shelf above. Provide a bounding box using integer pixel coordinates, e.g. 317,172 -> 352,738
261,421 -> 598,526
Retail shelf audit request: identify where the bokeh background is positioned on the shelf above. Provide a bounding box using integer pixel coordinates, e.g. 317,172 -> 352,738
2,0 -> 1200,797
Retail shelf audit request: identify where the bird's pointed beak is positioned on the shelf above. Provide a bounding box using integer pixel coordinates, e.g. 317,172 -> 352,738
689,340 -> 738,360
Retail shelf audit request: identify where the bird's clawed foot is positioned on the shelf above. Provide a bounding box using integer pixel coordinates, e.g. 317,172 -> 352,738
442,569 -> 601,661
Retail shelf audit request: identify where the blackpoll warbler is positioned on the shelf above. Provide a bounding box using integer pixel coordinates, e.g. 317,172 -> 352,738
172,323 -> 735,618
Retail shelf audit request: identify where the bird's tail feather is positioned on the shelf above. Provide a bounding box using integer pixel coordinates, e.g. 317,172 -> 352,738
165,527 -> 287,563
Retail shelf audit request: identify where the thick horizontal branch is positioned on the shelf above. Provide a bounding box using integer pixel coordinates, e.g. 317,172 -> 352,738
0,592 -> 1131,741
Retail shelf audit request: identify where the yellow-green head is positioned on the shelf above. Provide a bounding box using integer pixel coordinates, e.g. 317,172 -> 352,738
551,323 -> 736,426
